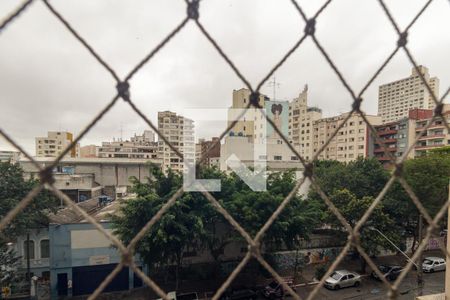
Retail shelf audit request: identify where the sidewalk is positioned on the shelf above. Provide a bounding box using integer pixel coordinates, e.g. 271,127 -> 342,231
297,249 -> 443,284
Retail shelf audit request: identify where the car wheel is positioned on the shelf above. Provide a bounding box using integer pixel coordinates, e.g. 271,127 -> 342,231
430,269 -> 434,273
334,285 -> 340,290
354,281 -> 360,287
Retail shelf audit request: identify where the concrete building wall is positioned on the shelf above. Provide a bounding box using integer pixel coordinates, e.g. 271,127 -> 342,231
14,228 -> 50,278
288,85 -> 323,161
36,131 -> 79,158
0,150 -> 21,163
219,136 -> 300,172
19,158 -> 156,188
378,66 -> 440,123
415,110 -> 450,156
158,111 -> 195,173
79,145 -> 98,158
312,113 -> 382,163
229,88 -> 267,138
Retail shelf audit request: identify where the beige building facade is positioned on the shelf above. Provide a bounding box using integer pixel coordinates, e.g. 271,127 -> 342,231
312,113 -> 382,163
228,88 -> 267,139
378,66 -> 439,123
35,131 -> 79,158
79,145 -> 98,158
288,85 -> 323,161
158,111 -> 195,173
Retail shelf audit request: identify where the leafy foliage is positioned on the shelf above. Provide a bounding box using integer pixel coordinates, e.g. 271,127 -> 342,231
113,167 -> 320,283
312,159 -> 400,272
0,162 -> 58,239
0,162 -> 58,284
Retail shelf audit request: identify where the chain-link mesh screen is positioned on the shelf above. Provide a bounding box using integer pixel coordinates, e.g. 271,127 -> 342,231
1,0 -> 449,299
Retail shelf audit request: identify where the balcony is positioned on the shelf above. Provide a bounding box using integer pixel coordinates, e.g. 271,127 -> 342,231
417,134 -> 446,141
415,144 -> 444,150
416,124 -> 446,131
378,129 -> 397,136
374,147 -> 397,153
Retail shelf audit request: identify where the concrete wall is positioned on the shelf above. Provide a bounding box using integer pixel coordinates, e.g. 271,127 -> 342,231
20,158 -> 155,188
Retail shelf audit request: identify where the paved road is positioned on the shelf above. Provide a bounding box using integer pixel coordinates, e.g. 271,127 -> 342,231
296,270 -> 445,300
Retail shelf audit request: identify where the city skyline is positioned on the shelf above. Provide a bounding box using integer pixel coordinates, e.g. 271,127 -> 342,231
1,0 -> 449,154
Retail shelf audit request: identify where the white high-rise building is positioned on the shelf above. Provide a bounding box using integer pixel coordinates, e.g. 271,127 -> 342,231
158,111 -> 195,173
378,66 -> 439,123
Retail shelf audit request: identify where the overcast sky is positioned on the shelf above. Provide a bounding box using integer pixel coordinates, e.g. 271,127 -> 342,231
0,0 -> 448,154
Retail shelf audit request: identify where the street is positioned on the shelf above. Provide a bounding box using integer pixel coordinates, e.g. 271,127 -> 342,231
296,270 -> 445,300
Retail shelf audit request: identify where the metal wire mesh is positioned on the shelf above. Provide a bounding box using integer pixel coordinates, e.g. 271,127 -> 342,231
1,0 -> 449,299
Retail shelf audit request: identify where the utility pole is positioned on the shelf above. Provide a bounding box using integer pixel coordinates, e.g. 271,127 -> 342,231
26,233 -> 31,281
417,215 -> 424,296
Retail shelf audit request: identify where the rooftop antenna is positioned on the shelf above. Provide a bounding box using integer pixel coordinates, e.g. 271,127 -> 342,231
120,123 -> 123,142
267,75 -> 281,101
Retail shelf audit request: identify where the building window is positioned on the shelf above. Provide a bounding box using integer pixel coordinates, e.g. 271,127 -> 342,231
40,239 -> 50,258
23,240 -> 35,259
274,155 -> 282,161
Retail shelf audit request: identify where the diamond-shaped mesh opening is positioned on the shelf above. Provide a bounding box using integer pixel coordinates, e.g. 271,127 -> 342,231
0,0 -> 448,299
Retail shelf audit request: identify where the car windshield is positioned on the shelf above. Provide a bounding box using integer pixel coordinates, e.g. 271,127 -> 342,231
423,259 -> 433,265
269,282 -> 278,289
330,272 -> 342,280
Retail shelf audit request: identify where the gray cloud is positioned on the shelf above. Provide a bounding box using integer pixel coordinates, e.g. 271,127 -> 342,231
0,0 -> 448,154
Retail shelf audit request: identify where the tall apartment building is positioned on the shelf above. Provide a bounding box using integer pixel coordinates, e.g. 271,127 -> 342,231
158,111 -> 195,173
378,66 -> 439,123
228,88 -> 268,140
288,85 -> 323,161
372,109 -> 432,167
98,130 -> 158,160
35,131 -> 79,158
312,113 -> 382,163
415,104 -> 450,156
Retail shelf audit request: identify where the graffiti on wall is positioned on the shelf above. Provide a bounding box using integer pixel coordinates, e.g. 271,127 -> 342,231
270,247 -> 341,271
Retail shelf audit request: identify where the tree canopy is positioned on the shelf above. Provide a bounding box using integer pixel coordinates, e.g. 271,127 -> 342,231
112,166 -> 320,284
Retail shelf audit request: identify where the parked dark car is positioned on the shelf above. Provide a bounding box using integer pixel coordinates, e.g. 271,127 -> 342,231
220,288 -> 257,300
371,265 -> 403,281
263,277 -> 293,299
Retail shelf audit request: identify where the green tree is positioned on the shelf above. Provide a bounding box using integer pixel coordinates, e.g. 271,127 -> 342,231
0,162 -> 58,238
0,162 -> 58,284
312,158 -> 390,200
225,170 -> 321,251
311,158 -> 403,272
113,167 -> 321,285
326,189 -> 399,273
384,151 -> 450,251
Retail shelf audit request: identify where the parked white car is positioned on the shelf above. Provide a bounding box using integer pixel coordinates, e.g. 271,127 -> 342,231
324,270 -> 361,290
422,257 -> 446,273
